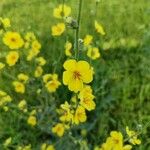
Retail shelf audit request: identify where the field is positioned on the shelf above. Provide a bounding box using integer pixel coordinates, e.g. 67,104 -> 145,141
0,0 -> 150,149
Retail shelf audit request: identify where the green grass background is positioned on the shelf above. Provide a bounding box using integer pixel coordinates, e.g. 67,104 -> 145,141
0,0 -> 150,149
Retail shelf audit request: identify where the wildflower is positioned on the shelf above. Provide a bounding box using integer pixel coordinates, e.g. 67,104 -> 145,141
83,35 -> 93,46
3,137 -> 12,147
17,73 -> 29,83
53,4 -> 71,19
43,74 -> 55,83
46,145 -> 55,150
63,59 -> 93,93
79,86 -> 96,111
65,41 -> 72,57
52,23 -> 65,36
3,31 -> 24,49
87,47 -> 100,60
59,101 -> 73,122
34,66 -> 43,78
41,143 -> 55,150
126,126 -> 141,145
0,62 -> 5,70
95,20 -> 105,35
44,74 -> 61,93
18,99 -> 27,112
12,81 -> 25,93
25,32 -> 36,41
27,48 -> 40,61
36,57 -> 46,66
73,105 -> 87,124
52,123 -> 65,137
6,51 -> 19,66
27,115 -> 37,126
32,40 -> 41,51
0,17 -> 11,28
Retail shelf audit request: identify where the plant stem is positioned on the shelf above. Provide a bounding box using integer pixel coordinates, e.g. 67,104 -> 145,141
75,0 -> 83,60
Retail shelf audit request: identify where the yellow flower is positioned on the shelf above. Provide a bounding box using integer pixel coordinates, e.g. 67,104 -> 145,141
83,35 -> 93,46
25,32 -> 36,41
87,47 -> 100,60
46,145 -> 55,150
73,105 -> 87,124
41,143 -> 47,150
53,4 -> 71,19
36,57 -> 46,66
59,101 -> 73,122
0,17 -> 11,29
45,79 -> 61,93
65,41 -> 72,57
32,40 -> 41,51
27,48 -> 40,61
12,81 -> 25,94
52,123 -> 65,137
27,115 -> 37,126
3,137 -> 12,147
43,74 -> 57,83
95,20 -> 106,35
79,86 -> 96,111
52,23 -> 65,36
109,131 -> 123,150
123,145 -> 132,150
6,51 -> 19,66
18,99 -> 27,112
44,74 -> 61,92
34,66 -> 43,78
3,31 -> 24,49
0,62 -> 5,70
126,126 -> 141,145
17,73 -> 29,83
63,59 -> 93,93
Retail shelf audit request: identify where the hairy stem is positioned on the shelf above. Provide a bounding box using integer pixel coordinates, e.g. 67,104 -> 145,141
75,0 -> 83,60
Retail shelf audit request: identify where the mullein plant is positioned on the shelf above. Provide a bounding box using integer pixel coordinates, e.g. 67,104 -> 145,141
0,0 -> 143,149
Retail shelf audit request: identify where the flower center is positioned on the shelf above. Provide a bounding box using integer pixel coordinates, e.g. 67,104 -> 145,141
73,71 -> 81,80
11,37 -> 16,42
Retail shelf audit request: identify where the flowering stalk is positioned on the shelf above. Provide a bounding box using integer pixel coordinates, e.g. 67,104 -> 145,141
75,0 -> 83,60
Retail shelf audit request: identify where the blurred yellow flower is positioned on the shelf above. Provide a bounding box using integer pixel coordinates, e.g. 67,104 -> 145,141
3,31 -> 24,49
65,41 -> 72,57
95,20 -> 106,36
83,35 -> 93,46
43,74 -> 61,92
79,86 -> 96,111
0,17 -> 11,28
45,79 -> 61,93
25,32 -> 36,41
0,62 -> 5,70
34,66 -> 43,78
6,51 -> 19,66
52,23 -> 65,36
36,57 -> 46,66
32,40 -> 41,50
53,4 -> 71,19
73,105 -> 87,124
126,126 -> 141,145
17,73 -> 29,83
3,137 -> 12,147
18,99 -> 27,112
52,123 -> 65,137
12,81 -> 25,94
87,47 -> 100,60
59,101 -> 73,122
46,145 -> 55,150
63,59 -> 93,93
27,115 -> 37,126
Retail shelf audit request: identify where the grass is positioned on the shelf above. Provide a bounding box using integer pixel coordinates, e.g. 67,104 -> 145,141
0,0 -> 150,149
